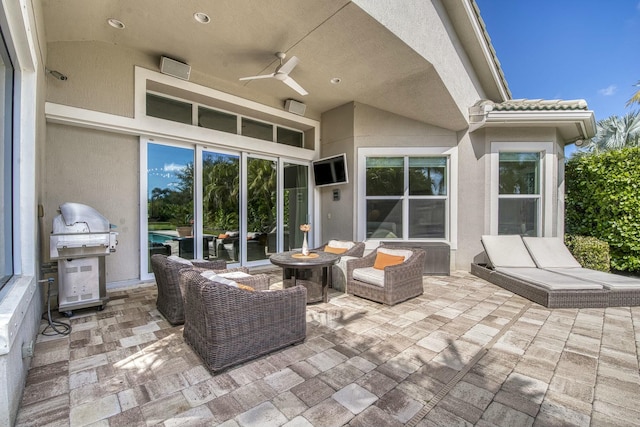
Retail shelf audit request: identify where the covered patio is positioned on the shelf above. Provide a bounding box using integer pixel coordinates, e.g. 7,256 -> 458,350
15,271 -> 640,426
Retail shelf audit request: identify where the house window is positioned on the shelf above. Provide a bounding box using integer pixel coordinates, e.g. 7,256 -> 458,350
145,92 -> 307,148
146,93 -> 192,124
498,152 -> 541,235
0,30 -> 13,290
198,106 -> 237,134
277,127 -> 303,147
364,155 -> 448,239
241,117 -> 273,141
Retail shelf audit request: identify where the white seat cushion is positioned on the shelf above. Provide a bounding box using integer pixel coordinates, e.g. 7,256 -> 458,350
522,237 -> 581,268
327,240 -> 355,250
496,267 -> 603,291
200,270 -> 237,287
547,267 -> 640,290
481,235 -> 536,268
353,267 -> 385,287
217,271 -> 252,280
168,255 -> 193,265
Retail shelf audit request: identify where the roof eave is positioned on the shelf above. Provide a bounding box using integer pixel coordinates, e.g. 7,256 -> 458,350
472,109 -> 597,145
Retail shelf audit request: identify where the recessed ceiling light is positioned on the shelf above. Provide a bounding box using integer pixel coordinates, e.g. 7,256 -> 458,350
107,18 -> 125,29
330,77 -> 342,84
194,12 -> 211,24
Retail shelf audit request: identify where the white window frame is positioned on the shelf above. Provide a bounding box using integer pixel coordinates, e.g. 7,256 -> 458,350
357,147 -> 458,248
490,142 -> 554,236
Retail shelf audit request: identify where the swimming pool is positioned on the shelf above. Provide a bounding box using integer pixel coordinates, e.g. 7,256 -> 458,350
148,232 -> 174,244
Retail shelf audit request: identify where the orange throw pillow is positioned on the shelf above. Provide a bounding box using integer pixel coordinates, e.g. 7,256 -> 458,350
324,245 -> 347,254
218,233 -> 229,239
236,283 -> 255,291
373,252 -> 405,270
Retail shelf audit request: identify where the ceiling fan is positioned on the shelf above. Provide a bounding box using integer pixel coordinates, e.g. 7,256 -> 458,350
239,52 -> 308,96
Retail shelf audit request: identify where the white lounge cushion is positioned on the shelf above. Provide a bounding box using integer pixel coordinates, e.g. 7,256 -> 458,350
327,240 -> 355,250
522,237 -> 581,268
481,235 -> 536,268
496,267 -> 603,291
378,247 -> 412,261
352,267 -> 385,287
547,267 -> 640,290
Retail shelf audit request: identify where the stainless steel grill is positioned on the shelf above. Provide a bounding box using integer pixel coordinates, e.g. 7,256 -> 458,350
50,202 -> 118,316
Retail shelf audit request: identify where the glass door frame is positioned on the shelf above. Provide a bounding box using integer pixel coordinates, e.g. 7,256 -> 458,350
141,137 -> 313,280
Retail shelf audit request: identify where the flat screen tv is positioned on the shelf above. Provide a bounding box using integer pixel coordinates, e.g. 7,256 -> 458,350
312,153 -> 348,187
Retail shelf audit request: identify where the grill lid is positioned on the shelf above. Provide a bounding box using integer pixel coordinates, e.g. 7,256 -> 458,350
54,202 -> 111,234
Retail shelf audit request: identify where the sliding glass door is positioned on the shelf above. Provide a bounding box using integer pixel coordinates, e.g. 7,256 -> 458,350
143,140 -> 310,278
245,156 -> 277,263
202,150 -> 240,262
146,143 -> 194,272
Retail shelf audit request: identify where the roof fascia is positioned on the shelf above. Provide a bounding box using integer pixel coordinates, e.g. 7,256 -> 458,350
466,0 -> 511,100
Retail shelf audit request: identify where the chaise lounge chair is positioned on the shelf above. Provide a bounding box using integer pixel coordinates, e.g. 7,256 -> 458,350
522,237 -> 640,307
471,235 -> 609,308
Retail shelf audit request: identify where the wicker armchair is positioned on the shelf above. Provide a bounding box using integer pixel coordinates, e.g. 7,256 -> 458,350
313,241 -> 365,292
150,254 -> 228,325
179,268 -> 307,373
346,246 -> 425,305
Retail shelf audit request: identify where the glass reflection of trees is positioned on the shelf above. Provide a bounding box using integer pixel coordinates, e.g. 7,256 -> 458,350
149,154 -> 279,235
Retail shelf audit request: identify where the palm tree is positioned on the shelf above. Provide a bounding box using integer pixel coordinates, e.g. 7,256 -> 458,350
626,81 -> 640,108
580,111 -> 640,154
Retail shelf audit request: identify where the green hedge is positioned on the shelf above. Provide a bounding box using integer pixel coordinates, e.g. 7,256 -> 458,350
565,235 -> 610,272
565,147 -> 640,272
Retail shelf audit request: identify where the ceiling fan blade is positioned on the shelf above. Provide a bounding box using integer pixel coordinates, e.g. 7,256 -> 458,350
239,73 -> 275,81
278,56 -> 300,75
283,76 -> 308,96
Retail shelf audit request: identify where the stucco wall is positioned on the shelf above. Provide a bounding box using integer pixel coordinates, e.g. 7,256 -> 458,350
46,41 -> 156,118
353,0 -> 487,122
44,124 -> 140,284
319,103 -> 356,243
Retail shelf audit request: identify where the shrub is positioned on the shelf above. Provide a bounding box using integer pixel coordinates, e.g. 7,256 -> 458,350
565,235 -> 610,272
565,147 -> 640,272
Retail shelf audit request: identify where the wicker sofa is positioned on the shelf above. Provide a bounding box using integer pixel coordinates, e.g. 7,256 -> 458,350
346,245 -> 425,305
179,268 -> 307,373
150,254 -> 228,325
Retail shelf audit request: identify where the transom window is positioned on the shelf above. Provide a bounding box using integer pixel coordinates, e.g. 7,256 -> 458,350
364,156 -> 448,240
146,92 -> 304,148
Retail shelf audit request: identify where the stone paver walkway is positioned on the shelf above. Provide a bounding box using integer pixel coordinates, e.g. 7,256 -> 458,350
14,270 -> 640,426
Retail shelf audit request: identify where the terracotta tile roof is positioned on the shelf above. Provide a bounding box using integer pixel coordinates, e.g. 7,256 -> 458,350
480,98 -> 589,111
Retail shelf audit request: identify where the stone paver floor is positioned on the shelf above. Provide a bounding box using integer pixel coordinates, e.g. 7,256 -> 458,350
15,270 -> 640,426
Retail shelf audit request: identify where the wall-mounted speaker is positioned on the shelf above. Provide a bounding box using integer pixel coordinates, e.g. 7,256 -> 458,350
160,56 -> 191,81
285,99 -> 306,116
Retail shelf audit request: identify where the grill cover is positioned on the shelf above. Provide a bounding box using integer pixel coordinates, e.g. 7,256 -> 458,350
50,202 -> 117,259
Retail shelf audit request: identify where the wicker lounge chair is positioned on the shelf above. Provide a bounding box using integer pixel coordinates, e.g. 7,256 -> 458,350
346,245 -> 425,305
472,235 -> 609,308
179,268 -> 307,373
522,237 -> 640,307
151,254 -> 228,325
313,240 -> 365,292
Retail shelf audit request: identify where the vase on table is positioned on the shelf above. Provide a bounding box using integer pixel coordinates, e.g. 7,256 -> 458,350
301,232 -> 309,256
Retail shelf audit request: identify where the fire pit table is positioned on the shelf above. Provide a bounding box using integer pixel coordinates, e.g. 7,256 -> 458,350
270,250 -> 340,303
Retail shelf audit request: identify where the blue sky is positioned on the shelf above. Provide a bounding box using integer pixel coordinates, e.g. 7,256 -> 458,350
475,1 -> 640,155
